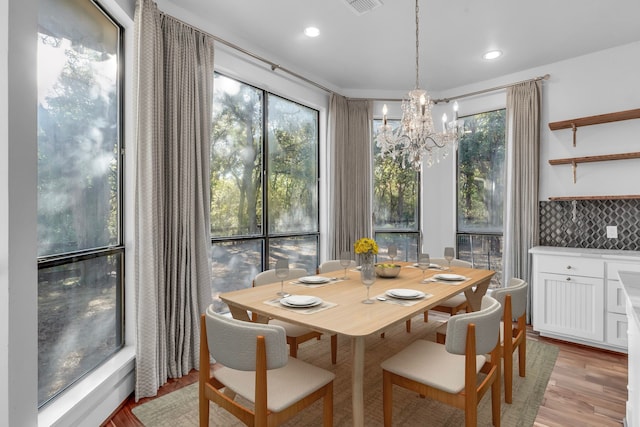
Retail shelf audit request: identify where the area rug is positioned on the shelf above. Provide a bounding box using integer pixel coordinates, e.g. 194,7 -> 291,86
133,318 -> 558,426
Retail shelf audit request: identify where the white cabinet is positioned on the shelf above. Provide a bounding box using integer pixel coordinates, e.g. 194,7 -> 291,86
619,271 -> 640,427
533,255 -> 604,343
531,247 -> 640,352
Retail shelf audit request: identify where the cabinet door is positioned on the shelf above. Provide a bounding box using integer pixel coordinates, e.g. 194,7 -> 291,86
606,312 -> 628,348
535,273 -> 604,342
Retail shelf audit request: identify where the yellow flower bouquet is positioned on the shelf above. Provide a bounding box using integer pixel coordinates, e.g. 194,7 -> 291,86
354,238 -> 378,256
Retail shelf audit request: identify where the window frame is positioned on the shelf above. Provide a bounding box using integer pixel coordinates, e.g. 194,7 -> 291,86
36,0 -> 125,408
210,73 -> 321,311
372,118 -> 421,262
455,108 -> 506,283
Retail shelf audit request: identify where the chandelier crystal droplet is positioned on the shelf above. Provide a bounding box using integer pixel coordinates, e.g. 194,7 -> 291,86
375,0 -> 464,170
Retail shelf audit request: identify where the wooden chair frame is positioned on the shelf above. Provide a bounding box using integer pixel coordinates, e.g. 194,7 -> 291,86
436,294 -> 526,404
499,293 -> 526,403
199,315 -> 333,427
383,322 -> 501,427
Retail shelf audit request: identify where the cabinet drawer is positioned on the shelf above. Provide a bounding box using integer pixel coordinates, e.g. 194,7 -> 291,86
536,255 -> 603,278
607,280 -> 627,314
606,312 -> 628,348
606,261 -> 640,280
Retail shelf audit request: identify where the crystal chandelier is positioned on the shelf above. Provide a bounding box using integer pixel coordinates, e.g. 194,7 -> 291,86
375,0 -> 463,170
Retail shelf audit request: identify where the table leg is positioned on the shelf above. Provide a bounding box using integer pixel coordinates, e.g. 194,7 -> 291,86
464,278 -> 491,311
351,336 -> 365,427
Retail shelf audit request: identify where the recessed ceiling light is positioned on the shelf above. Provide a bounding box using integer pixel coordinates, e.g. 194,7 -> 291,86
304,27 -> 320,38
482,50 -> 503,60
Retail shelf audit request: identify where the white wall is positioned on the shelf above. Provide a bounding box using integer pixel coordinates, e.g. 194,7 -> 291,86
1,0 -> 138,425
1,1 -> 38,426
419,41 -> 640,256
540,41 -> 640,200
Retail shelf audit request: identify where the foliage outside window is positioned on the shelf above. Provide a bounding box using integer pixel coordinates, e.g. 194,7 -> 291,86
456,109 -> 505,283
37,0 -> 123,407
210,74 -> 319,312
372,119 -> 420,262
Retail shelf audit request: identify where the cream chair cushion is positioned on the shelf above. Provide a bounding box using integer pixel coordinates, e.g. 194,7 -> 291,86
215,356 -> 335,412
205,307 -> 335,413
382,296 -> 501,394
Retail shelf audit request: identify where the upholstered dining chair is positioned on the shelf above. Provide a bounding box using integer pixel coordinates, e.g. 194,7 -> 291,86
316,259 -> 356,274
487,278 -> 528,404
253,268 -> 338,364
436,278 -> 528,404
421,258 -> 473,323
381,296 -> 502,427
199,307 -> 334,427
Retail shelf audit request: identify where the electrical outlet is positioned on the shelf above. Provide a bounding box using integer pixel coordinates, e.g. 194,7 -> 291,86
606,225 -> 618,239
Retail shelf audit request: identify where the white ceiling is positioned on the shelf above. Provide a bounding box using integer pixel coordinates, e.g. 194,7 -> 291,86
167,0 -> 640,96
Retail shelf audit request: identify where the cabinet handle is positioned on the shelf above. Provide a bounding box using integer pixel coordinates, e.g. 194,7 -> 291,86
566,265 -> 573,270
566,277 -> 572,281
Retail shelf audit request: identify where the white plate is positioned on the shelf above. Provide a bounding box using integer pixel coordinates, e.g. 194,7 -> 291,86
386,289 -> 425,299
298,276 -> 331,284
280,295 -> 322,307
413,263 -> 442,269
433,273 -> 466,281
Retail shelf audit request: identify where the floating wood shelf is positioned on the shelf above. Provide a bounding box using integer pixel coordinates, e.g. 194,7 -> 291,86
548,108 -> 640,130
548,108 -> 640,146
548,152 -> 640,183
548,195 -> 640,201
548,152 -> 640,165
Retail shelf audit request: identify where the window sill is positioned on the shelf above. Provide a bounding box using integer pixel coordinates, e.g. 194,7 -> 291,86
38,346 -> 135,427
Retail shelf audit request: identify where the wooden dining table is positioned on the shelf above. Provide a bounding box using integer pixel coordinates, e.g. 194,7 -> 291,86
219,261 -> 495,427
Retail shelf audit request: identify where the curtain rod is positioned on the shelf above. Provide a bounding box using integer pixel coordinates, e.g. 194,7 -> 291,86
432,74 -> 550,104
160,12 -> 335,94
366,74 -> 550,104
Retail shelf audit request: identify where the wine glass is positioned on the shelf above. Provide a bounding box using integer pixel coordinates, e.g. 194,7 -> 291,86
417,253 -> 430,282
340,251 -> 352,280
360,263 -> 376,304
444,247 -> 455,270
275,258 -> 289,296
387,244 -> 397,263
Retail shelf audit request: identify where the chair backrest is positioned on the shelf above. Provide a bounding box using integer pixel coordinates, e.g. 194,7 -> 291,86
318,259 -> 356,274
445,295 -> 501,356
204,305 -> 288,371
253,267 -> 308,286
491,278 -> 528,320
430,258 -> 473,268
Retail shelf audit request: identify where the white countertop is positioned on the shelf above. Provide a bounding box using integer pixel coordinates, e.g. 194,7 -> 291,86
619,271 -> 640,328
530,246 -> 640,261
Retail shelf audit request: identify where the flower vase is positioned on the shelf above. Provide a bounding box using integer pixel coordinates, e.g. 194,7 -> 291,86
360,252 -> 374,268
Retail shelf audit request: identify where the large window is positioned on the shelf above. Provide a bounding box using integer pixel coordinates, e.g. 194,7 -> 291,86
37,0 -> 124,407
456,109 -> 506,284
210,74 -> 319,312
372,119 -> 421,261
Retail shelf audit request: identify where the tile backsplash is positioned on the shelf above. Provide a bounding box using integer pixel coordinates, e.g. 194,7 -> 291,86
539,199 -> 640,251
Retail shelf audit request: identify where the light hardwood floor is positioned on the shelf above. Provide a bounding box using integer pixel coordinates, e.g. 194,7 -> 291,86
103,323 -> 628,427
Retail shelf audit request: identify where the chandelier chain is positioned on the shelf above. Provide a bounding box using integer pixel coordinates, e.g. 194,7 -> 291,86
375,0 -> 463,170
415,0 -> 420,89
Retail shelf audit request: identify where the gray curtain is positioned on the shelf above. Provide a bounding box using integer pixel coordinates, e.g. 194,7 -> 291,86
503,81 -> 541,323
329,94 -> 372,258
134,0 -> 213,400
